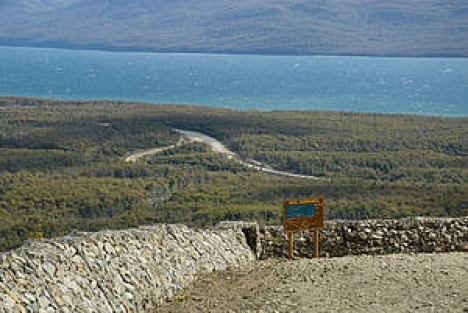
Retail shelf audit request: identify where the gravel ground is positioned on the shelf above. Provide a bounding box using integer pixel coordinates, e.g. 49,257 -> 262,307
155,253 -> 468,313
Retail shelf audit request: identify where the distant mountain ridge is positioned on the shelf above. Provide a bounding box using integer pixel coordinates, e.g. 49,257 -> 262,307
1,0 -> 468,56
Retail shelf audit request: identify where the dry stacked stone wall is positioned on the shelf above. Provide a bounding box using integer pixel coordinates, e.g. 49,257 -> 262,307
0,224 -> 254,313
257,217 -> 468,259
0,217 -> 467,312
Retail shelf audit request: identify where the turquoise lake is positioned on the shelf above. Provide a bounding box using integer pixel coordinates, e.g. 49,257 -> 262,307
0,46 -> 467,116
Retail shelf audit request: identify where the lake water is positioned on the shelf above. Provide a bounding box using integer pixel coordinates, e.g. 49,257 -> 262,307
1,46 -> 467,116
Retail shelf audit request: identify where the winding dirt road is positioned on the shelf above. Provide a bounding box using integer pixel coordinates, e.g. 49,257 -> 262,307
124,138 -> 185,163
125,129 -> 320,179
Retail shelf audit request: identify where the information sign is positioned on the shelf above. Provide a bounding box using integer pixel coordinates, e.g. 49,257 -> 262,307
283,198 -> 324,232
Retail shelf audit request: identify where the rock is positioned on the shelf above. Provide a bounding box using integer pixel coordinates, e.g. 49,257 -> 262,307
42,262 -> 56,277
23,292 -> 35,303
0,294 -> 16,311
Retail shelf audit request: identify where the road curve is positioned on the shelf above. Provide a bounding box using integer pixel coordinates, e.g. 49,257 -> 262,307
175,129 -> 320,179
125,129 -> 320,180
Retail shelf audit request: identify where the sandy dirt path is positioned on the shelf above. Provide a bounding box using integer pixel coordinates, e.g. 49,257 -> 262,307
123,128 -> 319,179
174,129 -> 320,179
124,138 -> 185,163
155,253 -> 468,313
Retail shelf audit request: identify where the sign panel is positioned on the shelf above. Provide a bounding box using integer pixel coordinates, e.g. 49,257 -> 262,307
283,198 -> 324,232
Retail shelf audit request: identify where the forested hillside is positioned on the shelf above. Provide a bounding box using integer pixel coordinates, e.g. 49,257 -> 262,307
1,0 -> 468,56
0,97 -> 467,251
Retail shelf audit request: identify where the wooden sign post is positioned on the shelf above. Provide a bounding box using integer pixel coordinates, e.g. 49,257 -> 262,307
283,198 -> 324,259
313,229 -> 319,258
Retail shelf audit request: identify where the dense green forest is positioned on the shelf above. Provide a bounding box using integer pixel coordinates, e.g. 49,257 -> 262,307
1,97 -> 467,251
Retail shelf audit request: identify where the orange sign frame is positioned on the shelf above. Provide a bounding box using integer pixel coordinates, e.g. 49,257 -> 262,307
283,198 -> 324,233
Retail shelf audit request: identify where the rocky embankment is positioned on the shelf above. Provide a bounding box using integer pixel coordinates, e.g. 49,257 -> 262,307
0,217 -> 467,312
0,225 -> 254,312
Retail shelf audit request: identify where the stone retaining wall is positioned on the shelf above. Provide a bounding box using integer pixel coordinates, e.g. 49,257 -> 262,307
0,224 -> 254,313
1,218 -> 467,312
257,217 -> 468,259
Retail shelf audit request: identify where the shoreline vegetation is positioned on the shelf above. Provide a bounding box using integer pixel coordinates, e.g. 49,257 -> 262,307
2,95 -> 467,119
0,96 -> 467,252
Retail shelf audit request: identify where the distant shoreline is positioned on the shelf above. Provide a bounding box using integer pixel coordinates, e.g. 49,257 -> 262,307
1,96 -> 468,119
1,43 -> 467,59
